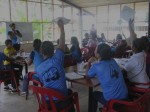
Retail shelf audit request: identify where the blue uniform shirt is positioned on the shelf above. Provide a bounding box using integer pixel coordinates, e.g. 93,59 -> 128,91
30,50 -> 43,72
37,49 -> 67,96
88,59 -> 128,101
0,52 -> 7,70
70,44 -> 82,63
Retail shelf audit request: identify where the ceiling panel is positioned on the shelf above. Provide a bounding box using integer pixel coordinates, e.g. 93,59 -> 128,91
67,0 -> 148,7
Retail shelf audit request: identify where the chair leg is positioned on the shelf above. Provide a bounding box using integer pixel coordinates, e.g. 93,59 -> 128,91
26,80 -> 29,100
12,74 -> 20,96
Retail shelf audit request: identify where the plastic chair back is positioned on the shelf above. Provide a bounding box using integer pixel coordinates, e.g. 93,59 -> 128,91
30,85 -> 80,112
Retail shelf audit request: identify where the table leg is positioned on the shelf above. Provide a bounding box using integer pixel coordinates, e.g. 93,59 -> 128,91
25,63 -> 28,74
88,87 -> 93,112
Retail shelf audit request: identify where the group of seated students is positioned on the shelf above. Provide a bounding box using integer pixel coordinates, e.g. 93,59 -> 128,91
0,39 -> 23,92
0,18 -> 150,112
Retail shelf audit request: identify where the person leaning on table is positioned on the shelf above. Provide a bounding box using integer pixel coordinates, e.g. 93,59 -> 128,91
86,43 -> 128,112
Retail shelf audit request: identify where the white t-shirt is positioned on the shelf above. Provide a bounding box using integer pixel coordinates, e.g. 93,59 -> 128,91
124,51 -> 150,88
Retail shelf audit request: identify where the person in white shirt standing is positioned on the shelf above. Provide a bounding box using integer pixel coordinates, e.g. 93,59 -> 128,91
124,38 -> 150,88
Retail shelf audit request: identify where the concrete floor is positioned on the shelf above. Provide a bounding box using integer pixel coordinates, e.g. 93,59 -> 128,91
0,65 -> 100,112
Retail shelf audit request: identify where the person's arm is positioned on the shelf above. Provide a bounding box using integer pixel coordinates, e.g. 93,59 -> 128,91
128,19 -> 137,40
16,30 -> 22,38
57,20 -> 65,51
86,57 -> 97,78
27,51 -> 34,66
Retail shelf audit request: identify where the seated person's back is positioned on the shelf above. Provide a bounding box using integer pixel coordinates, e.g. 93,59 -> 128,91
28,39 -> 43,72
124,38 -> 150,88
87,44 -> 128,111
70,36 -> 82,63
37,21 -> 67,97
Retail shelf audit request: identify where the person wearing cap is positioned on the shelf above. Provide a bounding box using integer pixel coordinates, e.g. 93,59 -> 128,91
8,23 -> 22,51
86,43 -> 128,112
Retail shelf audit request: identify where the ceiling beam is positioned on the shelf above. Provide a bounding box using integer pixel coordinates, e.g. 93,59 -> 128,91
59,0 -> 81,9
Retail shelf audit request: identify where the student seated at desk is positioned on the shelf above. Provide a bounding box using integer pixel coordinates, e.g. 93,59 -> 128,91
86,43 -> 128,112
123,38 -> 150,88
114,40 -> 131,58
21,39 -> 43,95
28,21 -> 74,110
70,36 -> 82,63
0,52 -> 12,90
4,39 -> 23,92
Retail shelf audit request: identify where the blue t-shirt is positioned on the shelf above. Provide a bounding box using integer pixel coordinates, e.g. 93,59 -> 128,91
30,50 -> 43,72
0,52 -> 7,70
70,44 -> 82,63
37,49 -> 67,96
88,59 -> 128,101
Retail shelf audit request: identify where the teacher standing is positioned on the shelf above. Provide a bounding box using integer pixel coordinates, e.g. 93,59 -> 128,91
8,23 -> 22,51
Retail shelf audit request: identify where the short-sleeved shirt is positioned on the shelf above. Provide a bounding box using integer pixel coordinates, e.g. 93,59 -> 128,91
29,50 -> 43,72
37,49 -> 67,96
0,52 -> 7,70
8,30 -> 21,45
4,47 -> 16,65
70,44 -> 82,63
88,59 -> 128,101
124,51 -> 150,88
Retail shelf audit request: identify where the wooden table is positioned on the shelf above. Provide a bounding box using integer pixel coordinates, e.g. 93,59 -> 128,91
66,71 -> 99,112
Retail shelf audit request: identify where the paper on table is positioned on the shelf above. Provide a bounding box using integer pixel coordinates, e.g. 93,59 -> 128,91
53,17 -> 70,25
66,72 -> 84,80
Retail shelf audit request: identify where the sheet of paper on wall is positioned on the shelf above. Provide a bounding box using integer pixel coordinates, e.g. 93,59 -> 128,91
121,6 -> 135,22
53,17 -> 70,25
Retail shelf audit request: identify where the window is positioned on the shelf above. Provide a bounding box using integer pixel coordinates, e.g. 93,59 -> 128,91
0,0 -> 10,21
43,23 -> 53,41
32,23 -> 42,40
97,6 -> 108,23
54,5 -> 63,19
72,8 -> 80,40
0,22 -> 6,45
109,5 -> 120,23
28,2 -> 42,22
11,0 -> 27,22
135,2 -> 148,22
42,3 -> 53,22
42,0 -> 52,3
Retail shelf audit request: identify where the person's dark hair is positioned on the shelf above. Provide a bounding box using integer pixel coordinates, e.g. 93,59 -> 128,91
71,36 -> 79,45
140,36 -> 149,50
120,40 -> 127,47
33,39 -> 41,51
57,39 -> 60,45
132,38 -> 144,52
5,39 -> 12,46
116,34 -> 122,40
41,41 -> 54,57
9,23 -> 15,28
97,43 -> 112,60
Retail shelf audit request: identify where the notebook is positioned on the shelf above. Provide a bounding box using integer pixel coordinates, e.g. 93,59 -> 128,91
66,72 -> 84,80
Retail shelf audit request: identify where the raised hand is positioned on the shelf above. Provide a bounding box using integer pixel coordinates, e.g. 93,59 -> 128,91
57,20 -> 64,29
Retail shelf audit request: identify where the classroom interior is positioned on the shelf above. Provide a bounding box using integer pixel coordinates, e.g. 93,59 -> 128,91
0,0 -> 150,112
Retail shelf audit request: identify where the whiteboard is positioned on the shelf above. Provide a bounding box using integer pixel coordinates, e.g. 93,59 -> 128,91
6,22 -> 33,42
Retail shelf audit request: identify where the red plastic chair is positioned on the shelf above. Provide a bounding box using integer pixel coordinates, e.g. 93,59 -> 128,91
0,70 -> 20,95
81,48 -> 90,62
127,81 -> 150,93
26,72 -> 43,100
102,91 -> 150,112
30,85 -> 80,112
